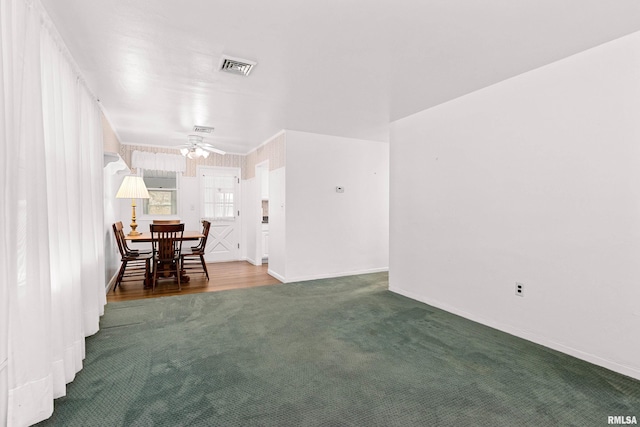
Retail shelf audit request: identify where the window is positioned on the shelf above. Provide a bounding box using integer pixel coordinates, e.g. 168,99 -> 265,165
202,174 -> 236,220
141,170 -> 178,216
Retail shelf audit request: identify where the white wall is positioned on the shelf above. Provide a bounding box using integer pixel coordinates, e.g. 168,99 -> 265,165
103,155 -> 129,290
284,130 -> 389,282
242,176 -> 259,264
267,167 -> 286,281
389,32 -> 640,379
178,176 -> 201,231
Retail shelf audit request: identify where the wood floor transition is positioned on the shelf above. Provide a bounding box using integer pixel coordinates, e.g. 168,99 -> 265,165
107,261 -> 281,303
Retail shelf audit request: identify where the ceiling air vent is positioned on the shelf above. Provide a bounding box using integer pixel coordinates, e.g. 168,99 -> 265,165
219,55 -> 256,76
193,125 -> 214,133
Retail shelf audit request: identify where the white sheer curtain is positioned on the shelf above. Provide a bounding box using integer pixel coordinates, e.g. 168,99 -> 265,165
1,1 -> 106,425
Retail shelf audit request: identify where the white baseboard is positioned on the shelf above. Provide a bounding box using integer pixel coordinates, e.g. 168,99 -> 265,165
283,267 -> 388,284
390,285 -> 640,381
105,272 -> 118,294
245,257 -> 262,266
267,269 -> 286,282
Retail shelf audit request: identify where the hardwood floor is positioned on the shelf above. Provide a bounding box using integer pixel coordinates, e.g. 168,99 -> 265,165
107,261 -> 281,303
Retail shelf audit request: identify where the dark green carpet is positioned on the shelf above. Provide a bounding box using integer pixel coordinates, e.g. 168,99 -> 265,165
38,273 -> 639,426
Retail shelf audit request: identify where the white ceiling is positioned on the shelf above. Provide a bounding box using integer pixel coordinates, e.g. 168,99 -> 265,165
41,0 -> 640,154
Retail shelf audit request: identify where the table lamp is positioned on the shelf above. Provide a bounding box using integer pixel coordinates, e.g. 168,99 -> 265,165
116,176 -> 150,236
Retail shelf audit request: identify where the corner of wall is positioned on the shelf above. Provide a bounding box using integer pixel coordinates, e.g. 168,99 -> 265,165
101,110 -> 122,154
389,32 -> 640,379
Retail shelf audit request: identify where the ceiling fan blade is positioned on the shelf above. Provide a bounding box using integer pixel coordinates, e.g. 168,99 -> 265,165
199,145 -> 226,155
199,142 -> 218,149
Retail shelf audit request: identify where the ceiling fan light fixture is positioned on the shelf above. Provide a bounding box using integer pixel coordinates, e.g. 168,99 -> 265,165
195,147 -> 209,158
179,134 -> 224,159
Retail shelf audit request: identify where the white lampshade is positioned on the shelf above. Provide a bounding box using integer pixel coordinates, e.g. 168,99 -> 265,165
116,176 -> 150,199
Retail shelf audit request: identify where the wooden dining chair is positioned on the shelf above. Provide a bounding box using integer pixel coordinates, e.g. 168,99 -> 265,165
152,219 -> 181,225
112,222 -> 152,291
180,220 -> 211,280
115,221 -> 151,256
150,223 -> 185,291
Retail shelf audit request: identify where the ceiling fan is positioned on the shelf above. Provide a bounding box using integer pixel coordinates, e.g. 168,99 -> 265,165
177,135 -> 226,159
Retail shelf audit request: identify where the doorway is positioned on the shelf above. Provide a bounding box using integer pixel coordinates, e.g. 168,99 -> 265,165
255,161 -> 269,265
199,166 -> 241,262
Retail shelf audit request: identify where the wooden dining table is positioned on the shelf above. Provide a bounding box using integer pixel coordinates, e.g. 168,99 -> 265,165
125,231 -> 205,286
124,230 -> 204,243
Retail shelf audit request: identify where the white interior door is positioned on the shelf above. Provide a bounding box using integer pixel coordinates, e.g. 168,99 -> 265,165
200,167 -> 240,262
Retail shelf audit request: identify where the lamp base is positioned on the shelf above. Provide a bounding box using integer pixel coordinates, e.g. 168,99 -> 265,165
129,200 -> 141,236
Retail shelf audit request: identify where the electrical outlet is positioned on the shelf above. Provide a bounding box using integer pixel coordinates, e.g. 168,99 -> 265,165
515,282 -> 524,297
